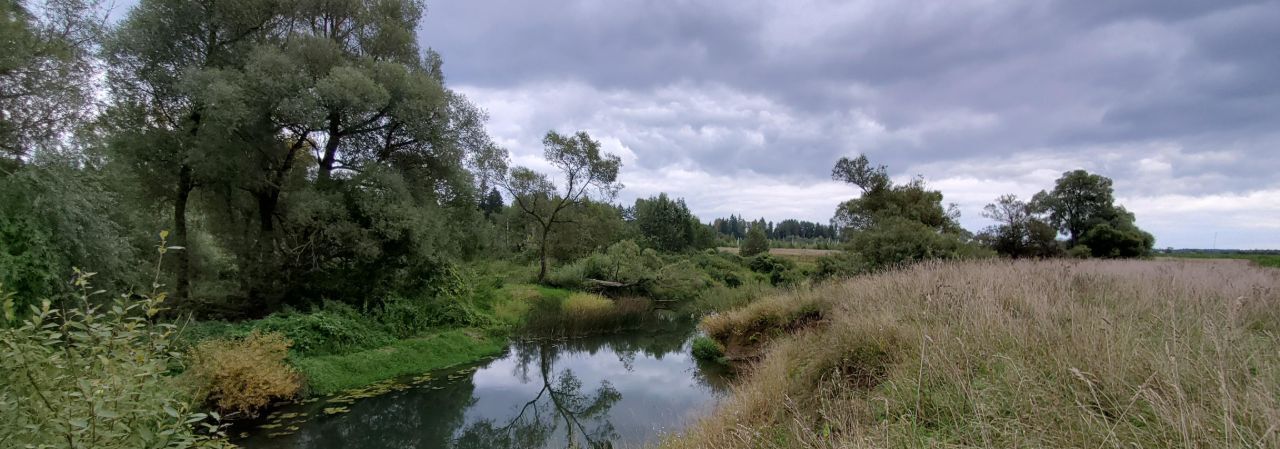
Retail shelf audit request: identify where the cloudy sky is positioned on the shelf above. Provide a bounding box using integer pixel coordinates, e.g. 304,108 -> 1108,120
417,0 -> 1280,249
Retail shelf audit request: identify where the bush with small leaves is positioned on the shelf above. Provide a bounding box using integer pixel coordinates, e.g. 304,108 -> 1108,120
184,331 -> 302,415
0,269 -> 223,448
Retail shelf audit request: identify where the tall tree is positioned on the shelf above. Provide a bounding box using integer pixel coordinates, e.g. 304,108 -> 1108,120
0,0 -> 103,162
740,222 -> 769,257
1030,170 -> 1154,258
632,193 -> 709,252
831,154 -> 959,233
500,131 -> 621,282
479,187 -> 504,218
106,0 -> 282,302
1030,170 -> 1116,246
981,194 -> 1060,258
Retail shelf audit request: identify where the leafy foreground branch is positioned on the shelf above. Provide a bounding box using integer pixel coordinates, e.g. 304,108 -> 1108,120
663,259 -> 1280,448
0,272 -> 223,448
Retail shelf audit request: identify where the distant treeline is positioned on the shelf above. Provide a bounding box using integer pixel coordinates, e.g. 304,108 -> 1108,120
710,215 -> 838,240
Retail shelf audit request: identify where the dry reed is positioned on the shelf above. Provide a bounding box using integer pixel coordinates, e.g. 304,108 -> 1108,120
660,259 -> 1280,448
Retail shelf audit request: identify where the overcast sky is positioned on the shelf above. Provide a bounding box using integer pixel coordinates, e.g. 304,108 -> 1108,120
421,0 -> 1280,248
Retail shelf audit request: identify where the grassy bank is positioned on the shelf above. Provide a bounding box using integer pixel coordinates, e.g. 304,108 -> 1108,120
663,259 -> 1280,448
174,247 -> 791,414
294,329 -> 505,395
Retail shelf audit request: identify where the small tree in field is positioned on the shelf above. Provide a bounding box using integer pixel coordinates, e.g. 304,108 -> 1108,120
500,131 -> 621,283
740,222 -> 770,257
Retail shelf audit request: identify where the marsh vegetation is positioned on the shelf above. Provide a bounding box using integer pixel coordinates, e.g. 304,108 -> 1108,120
4,0 -> 1271,448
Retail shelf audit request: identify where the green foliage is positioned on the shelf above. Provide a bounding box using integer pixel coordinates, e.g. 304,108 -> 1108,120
0,159 -> 142,309
739,222 -> 770,257
542,200 -> 627,261
0,274 -> 219,448
650,260 -> 716,302
747,254 -> 803,286
1030,170 -> 1115,244
1080,222 -> 1155,258
1165,252 -> 1280,268
0,0 -> 101,160
632,193 -> 715,252
813,251 -> 867,280
254,305 -> 394,356
689,251 -> 756,288
848,217 -> 992,269
979,194 -> 1062,258
831,155 -> 959,234
1067,244 -> 1093,259
1030,170 -> 1154,258
294,329 -> 505,395
691,335 -> 727,364
103,0 -> 502,314
501,130 -> 623,282
548,240 -> 659,290
829,154 -> 982,269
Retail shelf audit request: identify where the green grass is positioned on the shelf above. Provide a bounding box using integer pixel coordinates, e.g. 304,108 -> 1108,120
1164,252 -> 1280,268
293,329 -> 505,395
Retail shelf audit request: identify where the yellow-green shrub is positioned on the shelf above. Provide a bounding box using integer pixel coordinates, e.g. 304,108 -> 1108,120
186,331 -> 302,415
562,293 -> 613,318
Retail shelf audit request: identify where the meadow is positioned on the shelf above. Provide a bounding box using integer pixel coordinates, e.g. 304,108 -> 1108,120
1164,251 -> 1280,268
668,259 -> 1280,448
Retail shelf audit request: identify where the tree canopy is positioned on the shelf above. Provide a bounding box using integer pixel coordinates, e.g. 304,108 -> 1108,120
500,130 -> 622,282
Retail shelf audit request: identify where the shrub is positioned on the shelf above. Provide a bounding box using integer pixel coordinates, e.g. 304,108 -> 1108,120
747,254 -> 802,286
546,259 -> 589,289
691,335 -> 726,363
650,260 -> 715,302
812,252 -> 866,280
254,305 -> 393,356
185,331 -> 302,416
685,283 -> 773,315
492,295 -> 532,326
847,217 -> 989,269
739,223 -> 769,257
0,273 -> 219,448
1067,244 -> 1093,259
376,293 -> 494,338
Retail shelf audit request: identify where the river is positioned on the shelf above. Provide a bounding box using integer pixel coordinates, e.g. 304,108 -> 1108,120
235,321 -> 730,448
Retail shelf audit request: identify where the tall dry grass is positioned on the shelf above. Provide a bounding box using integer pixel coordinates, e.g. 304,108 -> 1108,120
661,259 -> 1280,448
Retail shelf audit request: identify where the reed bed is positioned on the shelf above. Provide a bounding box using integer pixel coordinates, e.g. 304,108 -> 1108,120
660,259 -> 1280,448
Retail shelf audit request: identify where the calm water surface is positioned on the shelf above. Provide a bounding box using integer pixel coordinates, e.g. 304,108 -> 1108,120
237,322 -> 730,448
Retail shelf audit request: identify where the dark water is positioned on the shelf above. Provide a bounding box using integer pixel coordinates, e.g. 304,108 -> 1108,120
236,322 -> 730,448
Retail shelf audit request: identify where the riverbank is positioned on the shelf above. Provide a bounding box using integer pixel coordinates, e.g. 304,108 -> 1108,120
178,249 -> 794,409
234,321 -> 727,448
660,259 -> 1280,448
293,329 -> 506,395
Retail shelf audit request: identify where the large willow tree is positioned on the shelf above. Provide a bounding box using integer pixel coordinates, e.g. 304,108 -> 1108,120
106,0 -> 503,315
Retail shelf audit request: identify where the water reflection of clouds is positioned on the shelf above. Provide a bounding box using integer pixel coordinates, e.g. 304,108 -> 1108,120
459,334 -> 722,447
241,327 -> 726,449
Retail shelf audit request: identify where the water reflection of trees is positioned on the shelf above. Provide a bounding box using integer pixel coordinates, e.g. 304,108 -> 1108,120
456,343 -> 622,448
251,322 -> 726,449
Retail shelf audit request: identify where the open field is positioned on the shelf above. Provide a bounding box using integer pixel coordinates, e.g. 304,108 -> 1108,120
1163,252 -> 1280,268
663,259 -> 1280,448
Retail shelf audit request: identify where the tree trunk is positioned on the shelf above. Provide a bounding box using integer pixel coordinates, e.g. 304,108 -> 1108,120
537,224 -> 551,283
318,113 -> 340,184
173,163 -> 194,302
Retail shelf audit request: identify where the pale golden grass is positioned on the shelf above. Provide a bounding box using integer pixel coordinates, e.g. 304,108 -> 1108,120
563,292 -> 614,316
660,259 -> 1280,448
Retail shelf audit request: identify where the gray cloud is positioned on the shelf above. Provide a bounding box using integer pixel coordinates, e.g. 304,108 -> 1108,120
420,0 -> 1280,248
